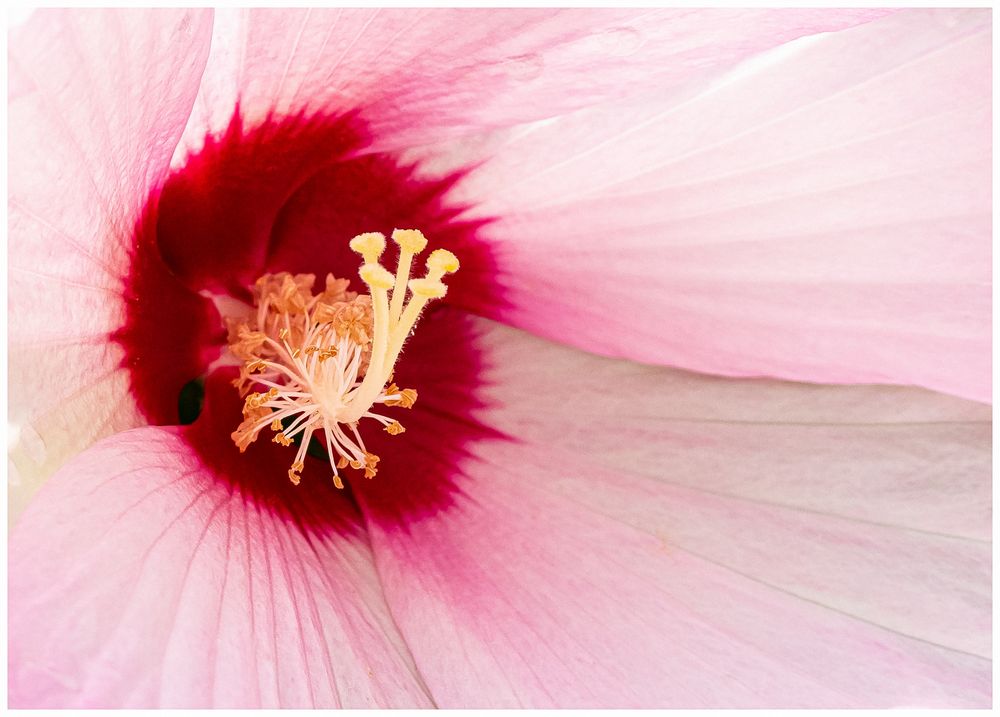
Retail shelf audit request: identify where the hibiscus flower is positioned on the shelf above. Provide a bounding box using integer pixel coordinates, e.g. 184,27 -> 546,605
8,8 -> 991,708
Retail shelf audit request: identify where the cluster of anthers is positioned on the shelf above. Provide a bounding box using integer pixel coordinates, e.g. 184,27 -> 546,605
227,229 -> 459,488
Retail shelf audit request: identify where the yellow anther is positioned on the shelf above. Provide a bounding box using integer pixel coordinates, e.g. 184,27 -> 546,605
408,278 -> 447,299
385,388 -> 418,408
359,263 -> 395,290
426,248 -> 459,276
350,232 -> 386,264
392,229 -> 428,254
363,452 -> 380,479
244,389 -> 277,411
226,230 -> 458,490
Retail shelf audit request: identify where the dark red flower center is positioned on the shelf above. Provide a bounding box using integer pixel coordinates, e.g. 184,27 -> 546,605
114,109 -> 501,535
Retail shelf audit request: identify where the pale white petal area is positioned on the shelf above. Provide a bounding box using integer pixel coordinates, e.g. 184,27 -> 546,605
176,8 -> 890,159
8,427 -> 435,708
427,9 -> 991,402
358,316 -> 990,707
8,9 -> 214,520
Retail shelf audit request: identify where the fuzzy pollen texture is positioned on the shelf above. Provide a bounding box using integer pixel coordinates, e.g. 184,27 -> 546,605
227,229 -> 458,489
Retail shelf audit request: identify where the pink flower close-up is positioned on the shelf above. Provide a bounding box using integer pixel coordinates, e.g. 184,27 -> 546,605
6,7 -> 992,709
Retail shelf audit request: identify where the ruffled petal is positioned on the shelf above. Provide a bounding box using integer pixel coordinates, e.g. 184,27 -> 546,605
8,9 -> 214,518
435,8 -> 990,401
178,8 -> 890,157
357,315 -> 990,707
8,426 -> 434,708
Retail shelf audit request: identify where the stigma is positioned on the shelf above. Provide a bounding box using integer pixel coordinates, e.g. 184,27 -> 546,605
227,229 -> 458,488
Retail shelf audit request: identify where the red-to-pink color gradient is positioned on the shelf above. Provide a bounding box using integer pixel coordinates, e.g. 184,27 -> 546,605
8,8 -> 991,707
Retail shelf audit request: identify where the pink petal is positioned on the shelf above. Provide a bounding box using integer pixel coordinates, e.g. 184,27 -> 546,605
356,315 -> 990,707
179,8 -> 890,157
8,9 -> 214,516
437,9 -> 991,401
8,426 -> 434,708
